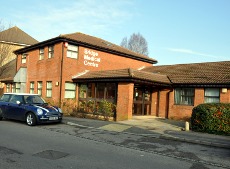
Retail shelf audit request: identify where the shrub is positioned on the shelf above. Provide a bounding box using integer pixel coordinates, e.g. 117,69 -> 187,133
191,103 -> 230,135
97,99 -> 116,120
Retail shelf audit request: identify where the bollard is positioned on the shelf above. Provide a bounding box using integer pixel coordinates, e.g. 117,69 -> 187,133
185,121 -> 190,131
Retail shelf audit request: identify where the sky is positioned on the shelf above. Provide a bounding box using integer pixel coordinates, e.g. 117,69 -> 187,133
1,0 -> 230,65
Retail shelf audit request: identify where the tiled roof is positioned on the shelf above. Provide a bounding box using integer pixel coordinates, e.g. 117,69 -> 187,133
143,61 -> 230,84
72,68 -> 171,85
0,26 -> 38,45
59,32 -> 157,64
0,59 -> 16,82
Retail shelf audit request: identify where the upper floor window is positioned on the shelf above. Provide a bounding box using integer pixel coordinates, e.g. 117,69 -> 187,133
22,54 -> 27,64
175,88 -> 195,106
30,82 -> 34,94
48,45 -> 54,58
39,48 -> 44,60
67,45 -> 78,59
204,88 -> 220,103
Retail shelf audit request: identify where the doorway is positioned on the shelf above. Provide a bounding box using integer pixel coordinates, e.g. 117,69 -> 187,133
133,87 -> 151,115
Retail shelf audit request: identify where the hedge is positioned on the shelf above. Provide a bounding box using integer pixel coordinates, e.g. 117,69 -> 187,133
191,103 -> 230,135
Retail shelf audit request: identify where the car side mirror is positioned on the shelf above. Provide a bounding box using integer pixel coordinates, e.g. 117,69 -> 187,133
16,101 -> 21,105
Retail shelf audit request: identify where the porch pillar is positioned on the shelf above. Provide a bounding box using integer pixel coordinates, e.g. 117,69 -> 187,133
116,82 -> 134,121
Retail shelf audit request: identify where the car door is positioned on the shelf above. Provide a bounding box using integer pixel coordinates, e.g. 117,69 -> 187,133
8,95 -> 27,121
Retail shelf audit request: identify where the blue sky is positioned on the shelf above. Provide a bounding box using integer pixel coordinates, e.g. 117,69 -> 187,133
1,0 -> 230,65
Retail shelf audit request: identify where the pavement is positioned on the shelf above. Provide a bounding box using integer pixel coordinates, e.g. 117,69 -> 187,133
62,116 -> 230,149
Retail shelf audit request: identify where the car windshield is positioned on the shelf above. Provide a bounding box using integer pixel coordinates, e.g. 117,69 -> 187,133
24,95 -> 46,104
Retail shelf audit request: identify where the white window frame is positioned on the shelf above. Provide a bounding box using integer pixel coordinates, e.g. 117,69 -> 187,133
65,82 -> 76,98
22,54 -> 27,64
204,88 -> 220,103
37,81 -> 42,95
67,45 -> 78,59
46,81 -> 52,97
30,82 -> 34,94
39,48 -> 44,60
48,45 -> 54,58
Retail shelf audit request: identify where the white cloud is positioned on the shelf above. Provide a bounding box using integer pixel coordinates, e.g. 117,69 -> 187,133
11,0 -> 135,41
167,48 -> 229,60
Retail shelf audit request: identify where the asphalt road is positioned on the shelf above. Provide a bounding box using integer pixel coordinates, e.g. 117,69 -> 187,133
0,120 -> 229,169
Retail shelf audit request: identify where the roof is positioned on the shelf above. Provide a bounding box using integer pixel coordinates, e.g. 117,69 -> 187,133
59,32 -> 157,64
143,61 -> 230,86
0,26 -> 38,45
72,68 -> 171,86
14,32 -> 157,64
0,59 -> 16,82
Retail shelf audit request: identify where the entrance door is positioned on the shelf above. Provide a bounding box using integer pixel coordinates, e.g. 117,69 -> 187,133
133,87 -> 151,115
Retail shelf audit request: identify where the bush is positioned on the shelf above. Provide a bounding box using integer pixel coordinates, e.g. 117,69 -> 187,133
191,103 -> 230,135
97,99 -> 116,120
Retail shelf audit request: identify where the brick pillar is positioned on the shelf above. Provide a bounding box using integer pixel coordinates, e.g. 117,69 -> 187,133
116,82 -> 134,121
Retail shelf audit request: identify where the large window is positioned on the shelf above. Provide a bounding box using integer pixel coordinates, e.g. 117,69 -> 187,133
175,88 -> 194,105
37,81 -> 42,95
48,45 -> 54,58
204,88 -> 220,103
46,81 -> 52,97
30,82 -> 34,94
39,48 -> 44,60
65,82 -> 76,98
67,45 -> 78,59
79,83 -> 116,101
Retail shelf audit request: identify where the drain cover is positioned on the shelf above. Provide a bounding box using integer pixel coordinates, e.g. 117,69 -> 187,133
33,150 -> 69,160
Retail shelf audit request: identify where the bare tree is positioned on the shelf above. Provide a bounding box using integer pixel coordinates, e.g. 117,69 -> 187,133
0,21 -> 13,77
120,32 -> 149,56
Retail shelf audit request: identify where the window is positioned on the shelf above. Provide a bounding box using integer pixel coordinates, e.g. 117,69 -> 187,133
48,45 -> 54,58
204,88 -> 220,103
65,82 -> 76,98
30,82 -> 34,94
79,84 -> 87,98
12,83 -> 16,93
39,48 -> 44,60
37,81 -> 42,95
6,84 -> 10,93
22,54 -> 27,64
96,83 -> 106,99
67,45 -> 78,59
46,81 -> 52,97
175,88 -> 194,105
16,83 -> 21,93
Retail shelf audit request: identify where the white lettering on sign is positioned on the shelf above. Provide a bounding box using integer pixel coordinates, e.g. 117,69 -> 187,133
83,49 -> 101,67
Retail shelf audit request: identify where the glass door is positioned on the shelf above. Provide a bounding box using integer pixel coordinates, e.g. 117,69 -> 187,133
133,87 -> 151,115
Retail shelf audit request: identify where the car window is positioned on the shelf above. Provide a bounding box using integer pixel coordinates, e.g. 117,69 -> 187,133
9,95 -> 24,104
0,94 -> 11,102
24,95 -> 45,104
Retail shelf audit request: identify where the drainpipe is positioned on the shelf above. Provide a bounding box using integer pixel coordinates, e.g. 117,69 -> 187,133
59,42 -> 65,107
157,90 -> 160,117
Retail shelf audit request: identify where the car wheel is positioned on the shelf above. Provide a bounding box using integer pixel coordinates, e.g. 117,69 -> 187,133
26,113 -> 36,126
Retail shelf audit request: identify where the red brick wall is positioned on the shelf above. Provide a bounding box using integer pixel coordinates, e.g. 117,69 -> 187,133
17,42 -> 152,103
116,83 -> 134,121
220,88 -> 230,102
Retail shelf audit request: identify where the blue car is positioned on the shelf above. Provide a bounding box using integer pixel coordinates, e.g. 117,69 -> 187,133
0,93 -> 63,126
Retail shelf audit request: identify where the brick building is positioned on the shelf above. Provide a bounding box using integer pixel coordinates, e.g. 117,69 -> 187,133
3,32 -> 230,121
0,26 -> 38,95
